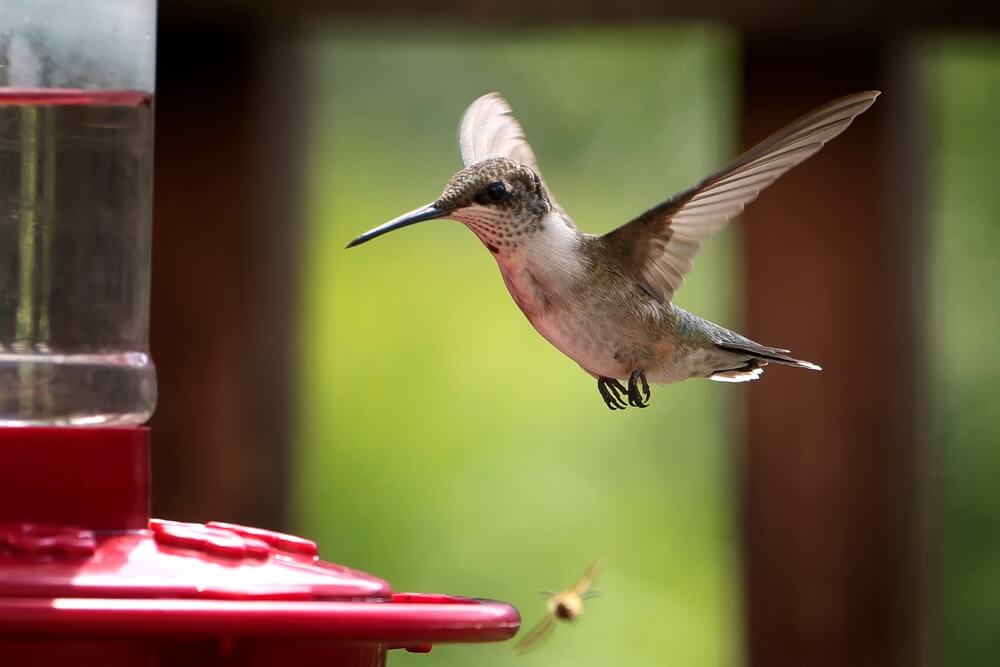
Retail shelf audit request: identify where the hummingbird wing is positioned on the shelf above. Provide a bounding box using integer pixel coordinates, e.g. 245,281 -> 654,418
459,92 -> 565,215
571,558 -> 602,597
513,613 -> 557,655
602,91 -> 880,302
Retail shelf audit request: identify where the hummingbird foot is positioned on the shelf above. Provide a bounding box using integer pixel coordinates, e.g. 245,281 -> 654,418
597,377 -> 629,410
627,369 -> 650,408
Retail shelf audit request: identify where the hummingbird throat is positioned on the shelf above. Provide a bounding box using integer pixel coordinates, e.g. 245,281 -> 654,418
457,206 -> 542,256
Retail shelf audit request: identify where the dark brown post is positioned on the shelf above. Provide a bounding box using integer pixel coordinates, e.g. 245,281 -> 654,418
150,20 -> 303,528
739,40 -> 923,667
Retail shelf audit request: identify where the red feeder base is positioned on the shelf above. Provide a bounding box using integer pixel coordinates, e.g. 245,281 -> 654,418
0,428 -> 519,665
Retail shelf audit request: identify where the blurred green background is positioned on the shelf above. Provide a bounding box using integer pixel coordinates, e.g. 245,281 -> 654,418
925,37 -> 1000,667
294,25 -> 742,667
292,25 -> 1000,667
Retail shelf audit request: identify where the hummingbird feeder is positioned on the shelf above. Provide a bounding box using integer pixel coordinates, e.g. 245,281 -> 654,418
0,2 -> 519,664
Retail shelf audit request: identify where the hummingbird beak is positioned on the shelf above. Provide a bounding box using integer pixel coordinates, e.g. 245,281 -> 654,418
346,203 -> 450,248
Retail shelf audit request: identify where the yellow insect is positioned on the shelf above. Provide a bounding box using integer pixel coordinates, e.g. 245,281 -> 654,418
513,559 -> 602,655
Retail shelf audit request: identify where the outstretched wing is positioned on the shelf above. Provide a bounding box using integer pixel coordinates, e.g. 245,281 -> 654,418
571,558 -> 602,597
602,91 -> 880,302
459,92 -> 565,215
513,614 -> 557,656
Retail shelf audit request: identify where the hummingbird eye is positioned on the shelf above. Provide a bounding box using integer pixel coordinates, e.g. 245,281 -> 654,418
479,181 -> 509,204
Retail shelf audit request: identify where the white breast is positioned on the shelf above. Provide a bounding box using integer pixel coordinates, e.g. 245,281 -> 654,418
495,211 -> 581,317
521,211 -> 583,287
496,215 -> 626,379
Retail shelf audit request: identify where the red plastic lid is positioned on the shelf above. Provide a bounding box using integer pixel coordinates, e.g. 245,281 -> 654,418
0,594 -> 519,645
0,520 -> 389,601
0,519 -> 519,645
0,427 -> 520,647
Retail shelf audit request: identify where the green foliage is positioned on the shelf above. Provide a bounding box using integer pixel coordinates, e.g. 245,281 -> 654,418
925,36 -> 1000,667
294,25 -> 741,666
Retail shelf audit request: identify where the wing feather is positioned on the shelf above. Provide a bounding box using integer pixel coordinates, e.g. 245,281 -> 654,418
602,91 -> 880,302
513,614 -> 556,655
571,558 -> 602,597
459,92 -> 564,215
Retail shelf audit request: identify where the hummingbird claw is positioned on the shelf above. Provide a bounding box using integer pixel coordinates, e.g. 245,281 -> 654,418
627,370 -> 650,408
597,377 -> 629,410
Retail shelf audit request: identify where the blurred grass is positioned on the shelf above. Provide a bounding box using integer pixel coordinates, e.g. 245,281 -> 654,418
294,25 -> 742,666
925,36 -> 1000,667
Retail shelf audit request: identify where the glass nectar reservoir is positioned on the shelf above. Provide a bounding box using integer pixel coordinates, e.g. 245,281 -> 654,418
0,0 -> 157,425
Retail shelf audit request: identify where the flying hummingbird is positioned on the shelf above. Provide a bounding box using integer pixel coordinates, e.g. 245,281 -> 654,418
347,91 -> 879,410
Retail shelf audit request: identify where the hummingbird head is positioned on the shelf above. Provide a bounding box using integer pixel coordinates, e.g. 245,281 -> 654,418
347,157 -> 554,256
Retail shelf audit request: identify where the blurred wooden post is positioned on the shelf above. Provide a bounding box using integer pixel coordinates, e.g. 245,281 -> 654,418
738,40 -> 923,667
150,19 -> 303,528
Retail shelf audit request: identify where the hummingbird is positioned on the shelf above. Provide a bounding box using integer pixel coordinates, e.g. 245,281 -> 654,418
513,558 -> 602,655
347,91 -> 879,410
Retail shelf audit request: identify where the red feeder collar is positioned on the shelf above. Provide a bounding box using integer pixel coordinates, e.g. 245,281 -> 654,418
0,427 -> 520,665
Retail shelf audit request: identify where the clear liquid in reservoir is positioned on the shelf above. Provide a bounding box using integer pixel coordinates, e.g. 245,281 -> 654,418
0,89 -> 156,426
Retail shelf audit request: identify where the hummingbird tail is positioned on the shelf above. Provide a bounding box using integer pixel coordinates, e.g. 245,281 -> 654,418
710,359 -> 766,383
715,341 -> 823,372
